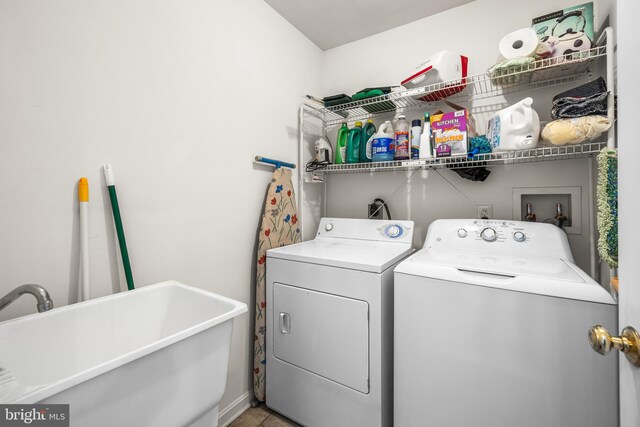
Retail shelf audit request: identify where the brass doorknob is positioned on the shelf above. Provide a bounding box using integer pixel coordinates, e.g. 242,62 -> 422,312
588,325 -> 640,367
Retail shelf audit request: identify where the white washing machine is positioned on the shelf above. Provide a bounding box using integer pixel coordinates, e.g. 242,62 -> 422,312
394,219 -> 618,427
266,217 -> 414,427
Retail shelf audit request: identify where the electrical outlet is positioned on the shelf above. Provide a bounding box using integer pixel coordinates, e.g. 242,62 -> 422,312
477,205 -> 493,219
368,203 -> 383,219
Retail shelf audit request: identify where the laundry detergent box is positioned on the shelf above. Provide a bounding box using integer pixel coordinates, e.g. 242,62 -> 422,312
431,109 -> 469,157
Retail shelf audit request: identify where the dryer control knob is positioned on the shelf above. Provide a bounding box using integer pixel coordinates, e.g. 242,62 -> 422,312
513,231 -> 526,242
325,223 -> 333,232
457,228 -> 468,238
481,227 -> 498,242
387,225 -> 402,238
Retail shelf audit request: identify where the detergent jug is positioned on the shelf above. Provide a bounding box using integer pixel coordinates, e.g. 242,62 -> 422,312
346,122 -> 364,163
361,120 -> 376,162
371,121 -> 395,162
487,97 -> 540,151
334,123 -> 349,164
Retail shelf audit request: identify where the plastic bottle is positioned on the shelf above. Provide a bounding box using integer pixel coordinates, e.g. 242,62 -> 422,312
419,112 -> 432,159
361,119 -> 376,162
371,121 -> 395,162
346,121 -> 364,163
487,97 -> 540,151
394,115 -> 410,160
334,123 -> 349,164
410,119 -> 421,160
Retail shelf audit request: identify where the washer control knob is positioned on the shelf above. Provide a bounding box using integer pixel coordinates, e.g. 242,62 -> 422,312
387,225 -> 401,238
457,228 -> 468,238
481,227 -> 498,242
325,223 -> 333,232
513,231 -> 526,242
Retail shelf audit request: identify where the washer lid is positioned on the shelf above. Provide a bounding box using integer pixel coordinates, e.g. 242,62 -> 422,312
267,238 -> 413,273
412,248 -> 583,282
395,248 -> 616,305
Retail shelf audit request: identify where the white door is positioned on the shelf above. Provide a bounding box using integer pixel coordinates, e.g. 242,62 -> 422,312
616,2 -> 640,425
272,283 -> 370,393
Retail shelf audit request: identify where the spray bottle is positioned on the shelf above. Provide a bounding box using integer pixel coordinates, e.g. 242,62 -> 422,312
410,119 -> 422,160
419,112 -> 432,159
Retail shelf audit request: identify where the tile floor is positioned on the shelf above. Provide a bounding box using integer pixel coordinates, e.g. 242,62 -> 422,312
229,404 -> 300,427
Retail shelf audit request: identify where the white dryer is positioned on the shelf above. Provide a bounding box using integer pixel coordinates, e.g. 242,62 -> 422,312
266,217 -> 414,427
394,219 -> 618,427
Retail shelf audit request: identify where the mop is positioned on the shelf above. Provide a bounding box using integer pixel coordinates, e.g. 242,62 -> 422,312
103,164 -> 135,291
596,147 -> 618,294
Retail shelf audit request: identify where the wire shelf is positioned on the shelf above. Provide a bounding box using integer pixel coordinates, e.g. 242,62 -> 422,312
317,141 -> 606,174
320,46 -> 607,126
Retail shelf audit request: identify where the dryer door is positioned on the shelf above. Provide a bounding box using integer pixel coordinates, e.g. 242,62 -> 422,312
272,283 -> 370,393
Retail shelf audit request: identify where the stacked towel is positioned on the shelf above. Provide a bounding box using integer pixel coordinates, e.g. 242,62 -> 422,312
487,57 -> 535,85
551,77 -> 608,119
542,77 -> 611,145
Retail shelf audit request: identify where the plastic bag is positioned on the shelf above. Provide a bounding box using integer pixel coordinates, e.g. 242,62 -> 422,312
541,115 -> 612,145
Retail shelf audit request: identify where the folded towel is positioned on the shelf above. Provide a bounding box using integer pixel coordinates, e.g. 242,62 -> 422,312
551,77 -> 608,119
487,57 -> 535,85
551,92 -> 609,119
553,77 -> 606,101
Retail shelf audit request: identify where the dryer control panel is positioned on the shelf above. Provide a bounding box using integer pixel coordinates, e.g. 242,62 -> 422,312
424,219 -> 573,261
317,217 -> 414,244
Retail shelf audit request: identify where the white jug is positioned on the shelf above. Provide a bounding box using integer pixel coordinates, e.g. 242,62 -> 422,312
487,97 -> 540,151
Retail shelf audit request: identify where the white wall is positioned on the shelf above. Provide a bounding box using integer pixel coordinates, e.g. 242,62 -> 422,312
0,0 -> 322,415
318,0 -> 614,275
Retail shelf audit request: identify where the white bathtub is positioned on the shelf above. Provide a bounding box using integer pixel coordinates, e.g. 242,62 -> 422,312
0,281 -> 247,427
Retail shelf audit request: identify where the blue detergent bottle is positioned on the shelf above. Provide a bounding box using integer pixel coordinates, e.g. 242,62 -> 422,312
371,121 -> 395,162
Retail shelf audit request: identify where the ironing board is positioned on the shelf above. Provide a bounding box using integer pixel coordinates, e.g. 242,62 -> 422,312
254,167 -> 301,401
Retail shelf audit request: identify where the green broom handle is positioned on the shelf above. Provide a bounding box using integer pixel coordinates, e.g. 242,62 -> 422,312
104,164 -> 135,290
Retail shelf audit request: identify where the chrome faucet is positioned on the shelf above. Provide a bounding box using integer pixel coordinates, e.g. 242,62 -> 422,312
0,284 -> 54,313
525,203 -> 536,222
554,203 -> 568,228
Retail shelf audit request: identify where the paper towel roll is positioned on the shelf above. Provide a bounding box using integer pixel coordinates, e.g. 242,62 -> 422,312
499,28 -> 538,59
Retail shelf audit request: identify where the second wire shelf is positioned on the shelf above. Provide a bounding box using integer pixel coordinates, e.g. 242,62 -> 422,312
316,141 -> 606,174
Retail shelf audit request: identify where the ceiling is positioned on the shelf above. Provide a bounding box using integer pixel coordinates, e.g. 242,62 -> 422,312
264,0 -> 475,51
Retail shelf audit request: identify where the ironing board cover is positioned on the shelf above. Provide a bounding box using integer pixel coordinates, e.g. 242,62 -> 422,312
254,167 -> 301,401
